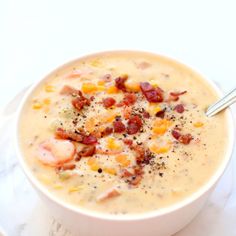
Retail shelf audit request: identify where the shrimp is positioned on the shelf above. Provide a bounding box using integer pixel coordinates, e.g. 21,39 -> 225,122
37,138 -> 75,167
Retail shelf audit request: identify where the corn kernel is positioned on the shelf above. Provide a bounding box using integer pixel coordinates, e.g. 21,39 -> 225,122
53,184 -> 63,189
33,102 -> 42,109
97,80 -> 105,85
152,119 -> 172,135
125,81 -> 140,92
97,85 -> 106,91
194,122 -> 204,128
148,104 -> 162,116
115,154 -> 130,167
68,186 -> 83,193
104,167 -> 117,175
106,86 -> 119,94
38,174 -> 51,185
107,137 -> 121,151
43,98 -> 51,105
150,144 -> 170,154
90,59 -> 102,67
150,81 -> 158,87
88,156 -> 97,166
81,83 -> 97,93
45,85 -> 55,92
101,111 -> 117,123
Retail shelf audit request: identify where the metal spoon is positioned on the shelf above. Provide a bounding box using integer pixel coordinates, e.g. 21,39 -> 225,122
206,88 -> 236,117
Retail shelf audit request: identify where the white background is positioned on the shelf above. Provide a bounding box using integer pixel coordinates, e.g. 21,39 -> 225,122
1,0 -> 236,109
1,1 -> 236,235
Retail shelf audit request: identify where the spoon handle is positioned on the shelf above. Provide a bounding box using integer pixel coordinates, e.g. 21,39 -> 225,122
206,87 -> 236,117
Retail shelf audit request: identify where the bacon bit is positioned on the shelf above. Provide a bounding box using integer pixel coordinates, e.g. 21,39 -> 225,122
82,135 -> 97,145
78,145 -> 96,157
57,163 -> 76,171
102,97 -> 116,108
140,82 -> 163,103
128,166 -> 144,186
115,75 -> 128,92
171,129 -> 192,144
127,115 -> 143,135
121,169 -> 133,178
131,145 -> 145,164
167,91 -> 187,102
155,108 -> 166,118
55,128 -> 83,142
96,148 -> 122,155
101,127 -> 113,137
65,70 -> 83,79
60,85 -> 81,96
90,96 -> 95,101
170,91 -> 187,97
179,134 -> 193,144
171,130 -> 181,140
71,90 -> 91,112
143,111 -> 150,119
123,106 -> 132,120
97,187 -> 121,202
113,120 -> 126,133
167,94 -> 179,102
123,139 -> 133,146
72,97 -> 87,111
123,93 -> 137,106
100,73 -> 112,82
75,154 -> 82,162
137,61 -> 151,70
174,104 -> 185,113
129,175 -> 143,186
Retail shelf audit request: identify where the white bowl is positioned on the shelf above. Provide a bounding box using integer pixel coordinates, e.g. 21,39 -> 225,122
15,51 -> 235,236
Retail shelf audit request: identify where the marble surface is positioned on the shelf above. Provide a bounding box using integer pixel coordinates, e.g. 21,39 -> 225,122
0,89 -> 235,236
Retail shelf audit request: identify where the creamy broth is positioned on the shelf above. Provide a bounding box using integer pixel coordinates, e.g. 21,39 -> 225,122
19,51 -> 229,215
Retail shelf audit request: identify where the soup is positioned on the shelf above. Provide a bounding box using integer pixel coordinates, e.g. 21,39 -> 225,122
19,51 -> 228,215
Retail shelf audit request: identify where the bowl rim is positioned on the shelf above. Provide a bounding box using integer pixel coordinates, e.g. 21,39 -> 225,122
14,50 -> 235,221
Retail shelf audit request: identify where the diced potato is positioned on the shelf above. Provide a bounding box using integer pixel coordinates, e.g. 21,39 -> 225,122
49,119 -> 62,132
